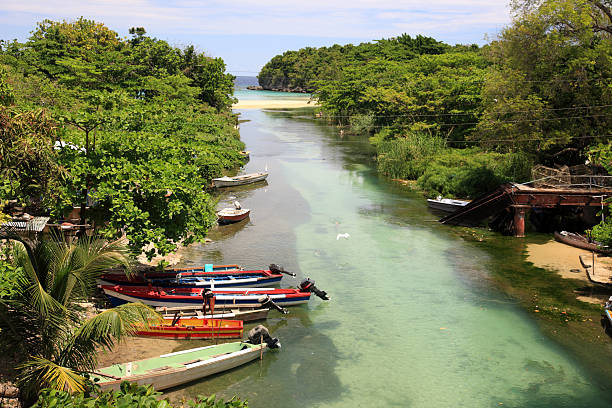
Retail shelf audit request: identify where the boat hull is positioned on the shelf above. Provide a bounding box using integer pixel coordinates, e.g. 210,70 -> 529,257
554,231 -> 611,254
94,342 -> 266,391
98,273 -> 282,289
101,285 -> 311,309
426,198 -> 469,213
213,172 -> 268,188
158,308 -> 270,322
135,318 -> 243,340
217,209 -> 250,224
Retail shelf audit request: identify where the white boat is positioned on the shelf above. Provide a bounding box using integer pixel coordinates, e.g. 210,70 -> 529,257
212,172 -> 268,187
426,196 -> 470,213
217,207 -> 250,224
91,341 -> 269,391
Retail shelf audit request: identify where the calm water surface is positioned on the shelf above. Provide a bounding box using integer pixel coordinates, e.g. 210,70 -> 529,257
166,104 -> 609,407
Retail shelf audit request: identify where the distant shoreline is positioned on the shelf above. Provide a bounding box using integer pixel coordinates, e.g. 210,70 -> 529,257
232,99 -> 316,109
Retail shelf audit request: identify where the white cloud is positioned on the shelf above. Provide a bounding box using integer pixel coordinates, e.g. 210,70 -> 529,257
0,0 -> 510,39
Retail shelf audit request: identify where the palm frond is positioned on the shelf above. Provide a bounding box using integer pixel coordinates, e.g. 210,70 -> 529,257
18,356 -> 87,396
58,303 -> 161,370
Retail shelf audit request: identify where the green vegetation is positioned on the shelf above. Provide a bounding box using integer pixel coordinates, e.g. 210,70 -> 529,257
588,141 -> 612,244
0,236 -> 159,400
33,383 -> 247,408
0,18 -> 244,257
258,0 -> 612,198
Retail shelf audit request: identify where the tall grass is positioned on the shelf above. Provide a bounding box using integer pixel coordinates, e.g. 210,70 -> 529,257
376,133 -> 533,198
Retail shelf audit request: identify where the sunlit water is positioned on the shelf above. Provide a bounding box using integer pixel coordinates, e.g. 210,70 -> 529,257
166,102 -> 610,407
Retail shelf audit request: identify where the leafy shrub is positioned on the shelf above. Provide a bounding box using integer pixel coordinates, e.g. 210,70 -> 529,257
32,382 -> 248,408
417,149 -> 532,198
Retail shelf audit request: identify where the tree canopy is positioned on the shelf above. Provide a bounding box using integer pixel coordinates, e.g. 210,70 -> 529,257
0,18 -> 244,257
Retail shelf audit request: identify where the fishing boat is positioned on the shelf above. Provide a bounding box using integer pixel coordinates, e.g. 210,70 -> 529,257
100,264 -> 242,285
212,172 -> 268,188
217,207 -> 250,224
426,196 -> 470,213
158,308 -> 270,322
91,326 -> 280,391
135,318 -> 243,340
101,285 -> 313,308
554,231 -> 611,254
99,269 -> 283,289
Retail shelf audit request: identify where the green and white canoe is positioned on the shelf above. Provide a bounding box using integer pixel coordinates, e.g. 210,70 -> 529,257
92,342 -> 266,391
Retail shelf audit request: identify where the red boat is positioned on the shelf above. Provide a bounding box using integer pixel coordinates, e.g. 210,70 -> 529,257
135,317 -> 243,340
217,207 -> 250,224
101,285 -> 313,308
99,268 -> 283,288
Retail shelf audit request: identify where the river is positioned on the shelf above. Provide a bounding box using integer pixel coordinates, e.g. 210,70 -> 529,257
165,101 -> 610,407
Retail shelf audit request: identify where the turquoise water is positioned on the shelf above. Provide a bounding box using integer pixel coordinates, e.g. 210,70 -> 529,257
169,105 -> 610,407
234,88 -> 311,101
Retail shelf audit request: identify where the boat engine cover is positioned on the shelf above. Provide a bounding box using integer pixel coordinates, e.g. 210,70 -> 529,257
299,278 -> 330,300
247,325 -> 281,349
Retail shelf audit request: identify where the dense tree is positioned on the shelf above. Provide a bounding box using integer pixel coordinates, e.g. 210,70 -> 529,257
473,0 -> 612,162
0,18 -> 244,257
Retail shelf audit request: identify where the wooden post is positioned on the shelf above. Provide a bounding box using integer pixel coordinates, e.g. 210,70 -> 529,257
513,206 -> 528,237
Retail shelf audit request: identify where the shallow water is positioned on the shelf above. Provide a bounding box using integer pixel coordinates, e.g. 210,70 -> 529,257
167,108 -> 610,407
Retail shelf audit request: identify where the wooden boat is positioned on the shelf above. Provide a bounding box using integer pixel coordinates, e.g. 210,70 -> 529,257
135,318 -> 243,340
91,341 -> 267,391
100,264 -> 242,285
157,308 -> 270,322
426,196 -> 470,213
554,231 -> 611,254
212,172 -> 268,188
101,285 -> 312,308
217,207 -> 250,224
99,269 -> 283,289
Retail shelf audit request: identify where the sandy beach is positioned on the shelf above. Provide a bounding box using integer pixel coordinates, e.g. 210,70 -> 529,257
232,99 -> 316,109
526,239 -> 612,304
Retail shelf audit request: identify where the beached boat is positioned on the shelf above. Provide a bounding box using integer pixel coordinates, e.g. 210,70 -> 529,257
91,326 -> 280,391
554,231 -> 611,254
100,264 -> 242,285
212,172 -> 268,188
101,285 -> 312,309
426,196 -> 470,213
99,269 -> 283,289
135,318 -> 243,340
217,207 -> 250,224
158,308 -> 270,322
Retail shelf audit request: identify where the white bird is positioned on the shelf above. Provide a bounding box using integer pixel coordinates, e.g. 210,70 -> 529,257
336,233 -> 350,240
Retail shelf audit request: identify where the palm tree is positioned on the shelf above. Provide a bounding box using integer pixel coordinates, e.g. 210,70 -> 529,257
0,235 -> 160,400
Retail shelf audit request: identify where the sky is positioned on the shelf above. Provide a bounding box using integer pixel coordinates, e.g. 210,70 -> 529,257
0,1 -> 511,75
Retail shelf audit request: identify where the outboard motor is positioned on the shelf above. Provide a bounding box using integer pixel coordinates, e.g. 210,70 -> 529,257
247,325 -> 281,349
269,264 -> 296,277
258,295 -> 289,314
299,278 -> 330,300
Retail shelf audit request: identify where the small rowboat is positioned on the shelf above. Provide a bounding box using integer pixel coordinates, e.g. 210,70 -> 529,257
554,231 -> 611,254
217,207 -> 250,224
91,341 -> 267,391
212,172 -> 268,188
426,196 -> 470,213
99,269 -> 283,289
135,318 -> 243,340
158,308 -> 270,322
100,264 -> 242,285
101,285 -> 312,309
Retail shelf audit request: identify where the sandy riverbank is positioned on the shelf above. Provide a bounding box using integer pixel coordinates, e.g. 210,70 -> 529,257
526,239 -> 612,304
232,99 -> 316,109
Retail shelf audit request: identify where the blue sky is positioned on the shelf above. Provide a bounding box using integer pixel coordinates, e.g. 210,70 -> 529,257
0,1 -> 511,75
